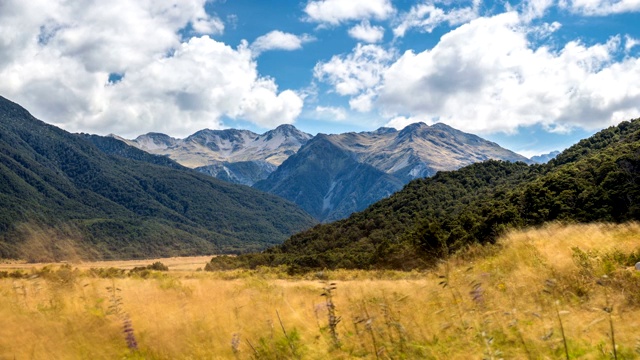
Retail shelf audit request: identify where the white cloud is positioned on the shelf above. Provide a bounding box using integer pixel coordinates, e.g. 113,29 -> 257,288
626,35 -> 640,52
561,0 -> 640,15
315,11 -> 640,135
315,106 -> 348,120
385,115 -> 431,130
348,21 -> 385,43
304,0 -> 394,25
314,44 -> 394,97
250,30 -> 315,55
519,0 -> 555,21
393,0 -> 481,37
528,21 -> 563,40
192,16 -> 225,35
349,91 -> 377,112
0,0 -> 303,137
379,12 -> 640,133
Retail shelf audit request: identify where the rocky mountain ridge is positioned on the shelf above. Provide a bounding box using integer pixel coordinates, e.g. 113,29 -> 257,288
120,122 -> 531,221
324,122 -> 530,182
114,124 -> 312,169
530,150 -> 561,164
255,122 -> 530,221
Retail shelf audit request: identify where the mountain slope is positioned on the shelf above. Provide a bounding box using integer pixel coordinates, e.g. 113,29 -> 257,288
328,122 -> 531,182
254,135 -> 404,221
216,118 -> 640,271
255,123 -> 530,222
118,124 -> 313,185
0,96 -> 316,261
195,161 -> 277,187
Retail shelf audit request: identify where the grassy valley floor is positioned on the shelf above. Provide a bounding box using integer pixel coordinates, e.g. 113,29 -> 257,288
0,255 -> 215,272
1,223 -> 640,359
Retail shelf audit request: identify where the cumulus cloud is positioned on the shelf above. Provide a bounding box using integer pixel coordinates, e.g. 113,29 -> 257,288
0,0 -> 303,137
349,90 -> 378,112
304,0 -> 394,25
380,12 -> 640,133
348,21 -> 386,43
315,106 -> 348,120
560,0 -> 640,15
250,30 -> 315,55
315,11 -> 640,134
314,44 -> 394,99
386,115 -> 431,130
100,38 -> 303,135
393,0 -> 481,37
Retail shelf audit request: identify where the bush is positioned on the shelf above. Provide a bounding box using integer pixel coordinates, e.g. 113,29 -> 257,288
129,261 -> 169,276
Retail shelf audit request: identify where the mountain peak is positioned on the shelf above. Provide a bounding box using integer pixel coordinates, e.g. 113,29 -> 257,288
397,122 -> 430,140
133,132 -> 177,150
372,127 -> 398,135
530,150 -> 560,164
430,122 -> 455,131
274,124 -> 298,132
269,124 -> 311,139
401,122 -> 429,131
186,128 -> 257,146
263,124 -> 312,143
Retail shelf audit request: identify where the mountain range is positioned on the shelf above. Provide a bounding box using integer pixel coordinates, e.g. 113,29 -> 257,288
114,125 -> 313,186
122,122 -> 531,221
215,117 -> 640,271
530,150 -> 561,163
0,96 -> 316,261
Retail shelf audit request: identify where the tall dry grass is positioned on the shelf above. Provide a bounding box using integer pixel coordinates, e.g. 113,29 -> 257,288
1,222 -> 640,359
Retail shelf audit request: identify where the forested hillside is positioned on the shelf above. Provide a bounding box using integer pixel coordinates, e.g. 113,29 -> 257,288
0,97 -> 316,261
212,118 -> 640,271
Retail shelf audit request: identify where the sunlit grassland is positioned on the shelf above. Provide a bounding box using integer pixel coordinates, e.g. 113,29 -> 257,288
2,223 -> 640,359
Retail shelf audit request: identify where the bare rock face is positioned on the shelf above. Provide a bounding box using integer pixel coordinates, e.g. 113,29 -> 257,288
326,122 -> 531,182
255,123 -> 531,222
115,124 -> 312,185
121,122 -> 530,222
195,161 -> 277,187
254,135 -> 405,222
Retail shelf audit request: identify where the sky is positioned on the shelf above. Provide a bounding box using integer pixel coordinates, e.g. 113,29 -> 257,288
1,1 -> 639,157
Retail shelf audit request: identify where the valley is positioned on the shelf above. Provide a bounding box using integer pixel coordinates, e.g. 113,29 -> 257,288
0,96 -> 316,260
0,255 -> 214,272
1,223 -> 639,359
2,1 -> 639,359
118,121 -> 532,222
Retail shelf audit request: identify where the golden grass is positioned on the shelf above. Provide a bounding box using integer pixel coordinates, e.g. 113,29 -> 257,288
1,222 -> 640,359
0,255 -> 214,272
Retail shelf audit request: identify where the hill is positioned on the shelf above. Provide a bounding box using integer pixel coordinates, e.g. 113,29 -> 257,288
213,117 -> 640,271
0,96 -> 316,261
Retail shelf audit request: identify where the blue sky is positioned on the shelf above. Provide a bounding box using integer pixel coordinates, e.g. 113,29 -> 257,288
1,0 -> 639,157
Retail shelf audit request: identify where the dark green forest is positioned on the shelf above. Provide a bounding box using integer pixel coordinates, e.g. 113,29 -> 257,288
210,118 -> 640,272
0,97 -> 316,261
